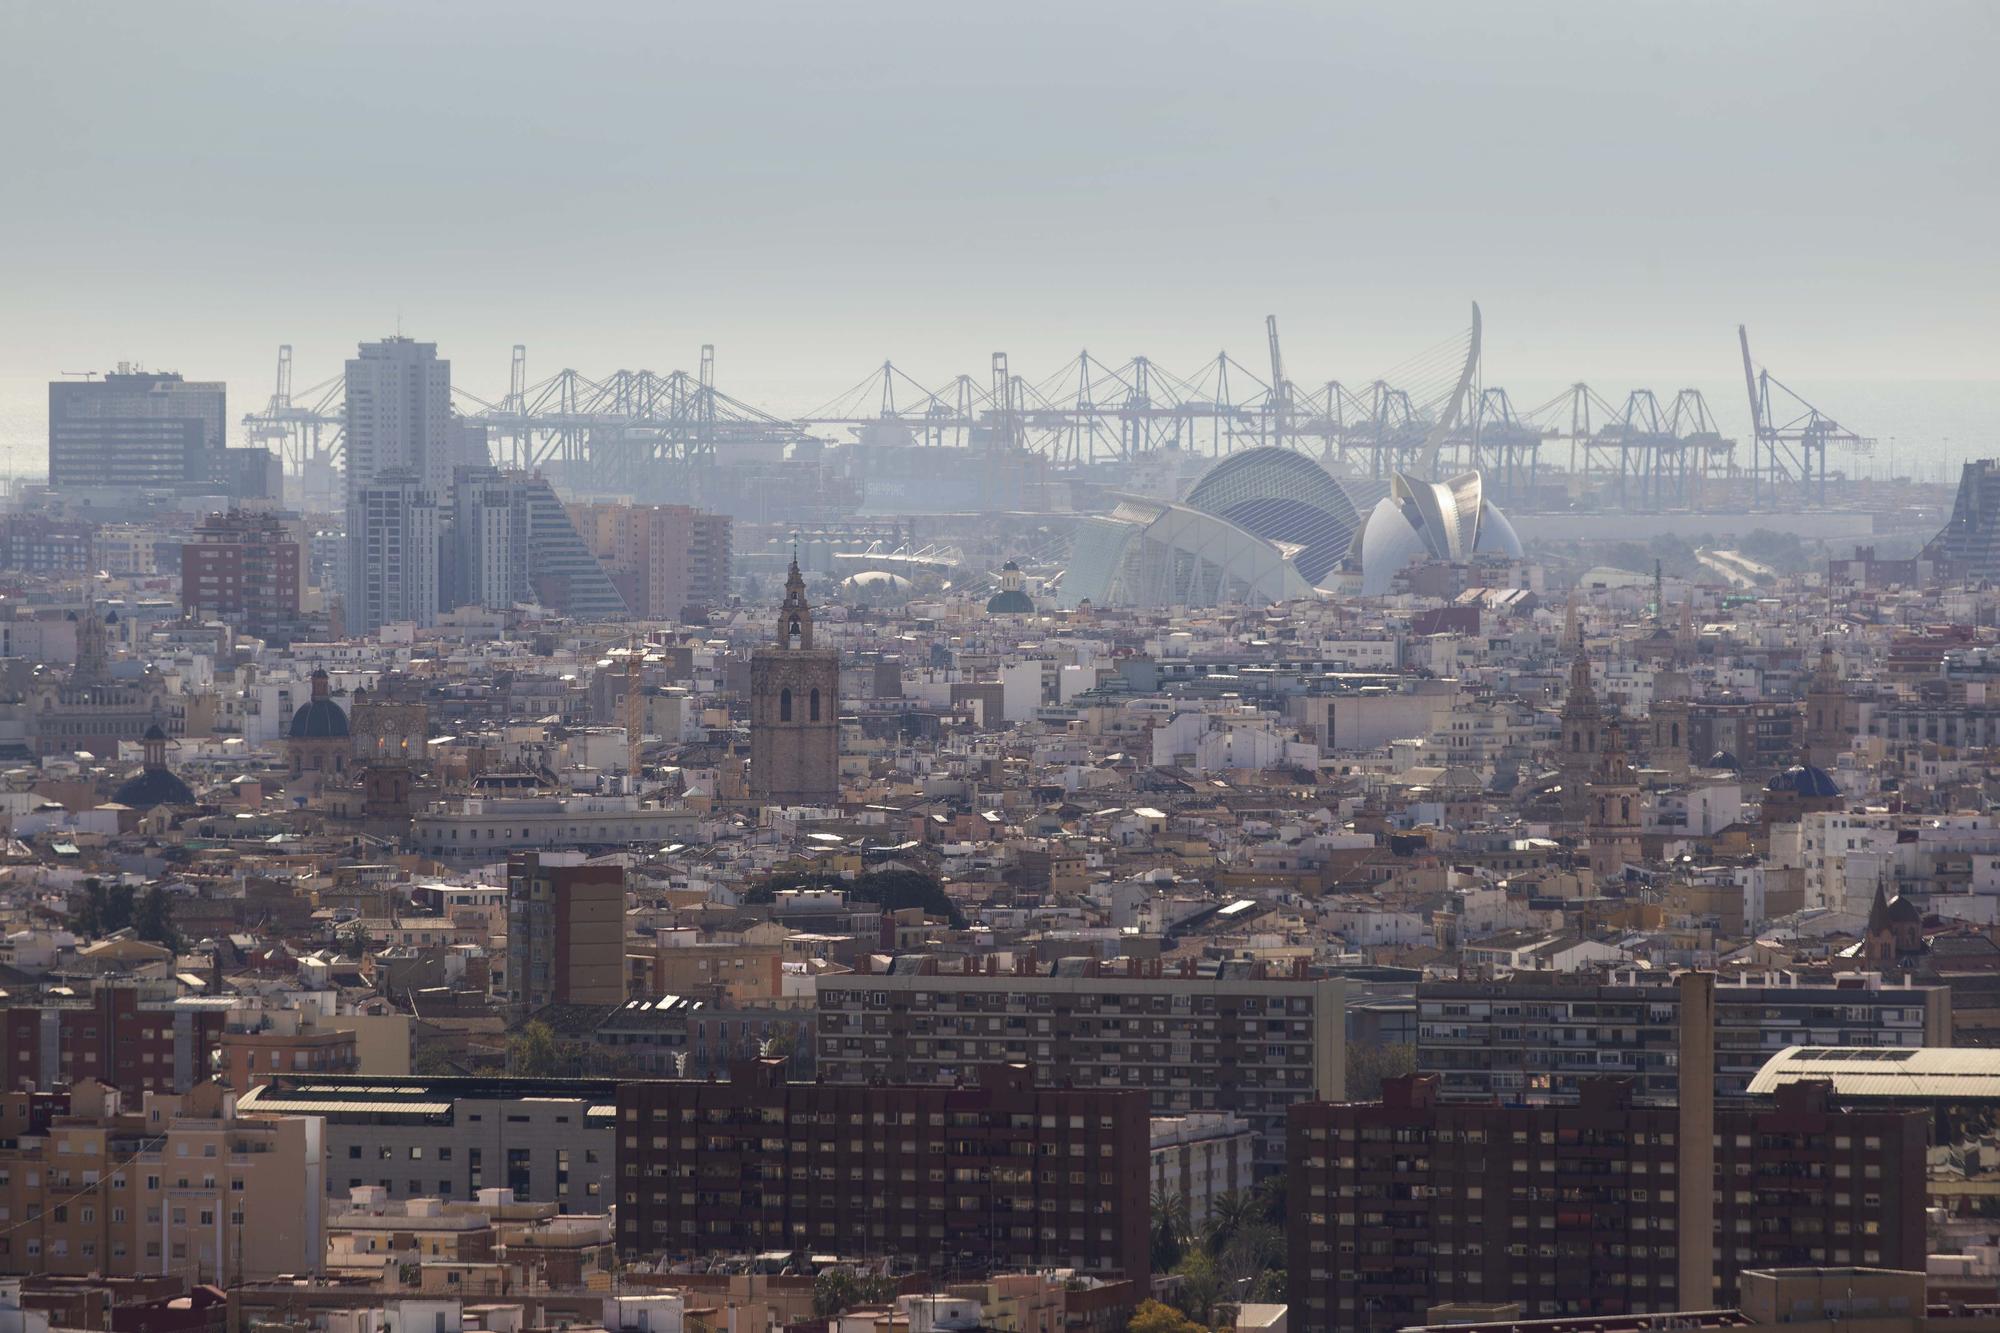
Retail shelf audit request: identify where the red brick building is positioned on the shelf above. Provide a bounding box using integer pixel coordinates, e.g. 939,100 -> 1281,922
1288,1074 -> 1927,1332
0,987 -> 227,1095
180,510 -> 300,635
616,1060 -> 1150,1279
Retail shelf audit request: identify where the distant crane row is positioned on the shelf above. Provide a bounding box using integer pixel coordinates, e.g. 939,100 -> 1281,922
239,322 -> 1873,510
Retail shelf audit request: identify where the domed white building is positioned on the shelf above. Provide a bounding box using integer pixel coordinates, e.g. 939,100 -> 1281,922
1356,470 -> 1522,596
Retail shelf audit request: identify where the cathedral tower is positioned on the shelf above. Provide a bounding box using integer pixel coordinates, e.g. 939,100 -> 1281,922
1585,720 -> 1643,880
1555,602 -> 1604,820
1803,639 -> 1852,768
750,559 -> 841,806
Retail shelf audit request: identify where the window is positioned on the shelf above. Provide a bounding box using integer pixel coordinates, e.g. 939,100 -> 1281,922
780,688 -> 792,722
810,688 -> 821,722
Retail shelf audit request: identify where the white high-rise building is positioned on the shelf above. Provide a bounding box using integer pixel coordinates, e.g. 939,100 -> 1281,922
344,338 -> 451,634
351,471 -> 440,631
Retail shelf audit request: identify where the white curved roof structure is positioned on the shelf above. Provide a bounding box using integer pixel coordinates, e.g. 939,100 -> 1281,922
1358,469 -> 1524,596
1062,496 -> 1316,610
1182,447 -> 1366,585
1748,1045 -> 2000,1100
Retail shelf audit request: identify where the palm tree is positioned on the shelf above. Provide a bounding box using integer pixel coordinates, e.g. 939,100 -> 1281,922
1203,1188 -> 1263,1256
1150,1184 -> 1191,1273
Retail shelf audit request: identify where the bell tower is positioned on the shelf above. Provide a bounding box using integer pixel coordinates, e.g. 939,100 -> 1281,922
750,558 -> 841,806
1555,601 -> 1603,820
1585,720 -> 1643,880
1804,639 -> 1851,768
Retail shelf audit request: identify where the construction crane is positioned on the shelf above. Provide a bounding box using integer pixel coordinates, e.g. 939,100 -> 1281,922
1739,325 -> 1874,507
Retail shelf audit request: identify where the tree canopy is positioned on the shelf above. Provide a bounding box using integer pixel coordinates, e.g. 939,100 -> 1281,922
743,867 -> 964,928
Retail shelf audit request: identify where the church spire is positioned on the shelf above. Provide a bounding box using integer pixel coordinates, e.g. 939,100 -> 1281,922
74,585 -> 109,683
778,556 -> 813,650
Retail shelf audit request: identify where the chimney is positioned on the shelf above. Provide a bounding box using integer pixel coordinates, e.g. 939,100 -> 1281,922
1677,971 -> 1716,1309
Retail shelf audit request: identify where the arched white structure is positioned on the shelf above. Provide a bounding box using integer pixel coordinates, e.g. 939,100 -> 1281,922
1357,468 -> 1524,596
1063,496 -> 1316,609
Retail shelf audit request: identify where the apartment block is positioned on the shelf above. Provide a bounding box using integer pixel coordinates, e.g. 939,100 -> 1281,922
216,1009 -> 359,1092
237,1074 -> 614,1209
1417,970 -> 1949,1104
0,1080 -> 323,1283
0,986 -> 229,1096
569,502 -> 731,621
614,1059 -> 1150,1278
1149,1112 -> 1255,1230
1287,1074 -> 1926,1332
0,515 -> 95,576
506,852 -> 626,1012
181,510 -> 302,635
815,960 -> 1346,1169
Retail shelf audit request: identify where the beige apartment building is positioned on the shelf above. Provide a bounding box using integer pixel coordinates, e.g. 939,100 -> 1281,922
0,1080 -> 323,1283
568,501 -> 731,621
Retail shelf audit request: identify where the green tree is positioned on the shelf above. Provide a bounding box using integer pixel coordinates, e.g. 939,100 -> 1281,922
812,1269 -> 898,1319
1150,1185 -> 1191,1274
744,868 -> 965,928
133,885 -> 180,951
508,1021 -> 561,1077
1345,1040 -> 1416,1101
1171,1248 -> 1228,1328
1202,1189 -> 1263,1257
1127,1299 -> 1207,1333
74,879 -> 104,936
106,882 -> 136,933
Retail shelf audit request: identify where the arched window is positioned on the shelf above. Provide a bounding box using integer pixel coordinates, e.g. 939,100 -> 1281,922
779,688 -> 792,722
1597,797 -> 1607,820
1621,796 -> 1631,821
810,688 -> 821,722
1670,722 -> 1680,747
788,617 -> 802,644
1572,731 -> 1582,751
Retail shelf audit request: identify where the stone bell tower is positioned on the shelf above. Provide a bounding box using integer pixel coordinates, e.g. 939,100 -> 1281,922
749,558 -> 840,806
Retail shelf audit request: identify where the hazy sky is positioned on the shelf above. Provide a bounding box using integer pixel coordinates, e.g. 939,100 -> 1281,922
3,0 -> 1996,413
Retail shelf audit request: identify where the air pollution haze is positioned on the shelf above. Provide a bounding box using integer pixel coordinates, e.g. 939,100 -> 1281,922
1,1 -> 1995,470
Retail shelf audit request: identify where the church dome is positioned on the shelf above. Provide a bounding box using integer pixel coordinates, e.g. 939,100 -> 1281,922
112,767 -> 195,810
985,559 -> 1036,614
1766,763 -> 1841,799
112,724 -> 194,809
290,699 -> 349,739
289,670 -> 350,739
985,589 -> 1035,614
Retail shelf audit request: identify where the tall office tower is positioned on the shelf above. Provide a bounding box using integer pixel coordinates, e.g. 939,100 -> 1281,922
350,471 -> 439,631
344,339 -> 451,634
749,559 -> 840,804
505,852 -> 625,1014
48,368 -> 227,494
447,468 -> 628,619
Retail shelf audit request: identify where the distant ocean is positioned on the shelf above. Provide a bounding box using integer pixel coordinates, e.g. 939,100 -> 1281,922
0,372 -> 1989,486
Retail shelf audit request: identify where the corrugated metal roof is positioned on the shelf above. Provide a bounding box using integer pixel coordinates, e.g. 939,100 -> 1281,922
1747,1045 -> 2000,1099
244,1096 -> 453,1115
